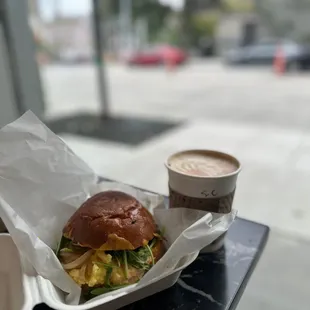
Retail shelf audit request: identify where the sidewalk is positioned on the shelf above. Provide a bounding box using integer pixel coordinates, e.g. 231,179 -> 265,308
238,230 -> 310,310
62,118 -> 310,240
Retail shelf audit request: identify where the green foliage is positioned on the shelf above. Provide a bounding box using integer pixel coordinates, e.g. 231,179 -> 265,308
133,1 -> 172,41
183,11 -> 220,46
102,0 -> 173,41
191,12 -> 219,38
222,0 -> 255,12
156,13 -> 183,45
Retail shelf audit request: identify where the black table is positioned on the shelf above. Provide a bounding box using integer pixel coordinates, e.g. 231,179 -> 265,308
34,192 -> 269,310
124,217 -> 269,310
124,195 -> 269,310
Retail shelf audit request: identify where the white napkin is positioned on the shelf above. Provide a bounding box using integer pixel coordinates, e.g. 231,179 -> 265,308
0,111 -> 235,305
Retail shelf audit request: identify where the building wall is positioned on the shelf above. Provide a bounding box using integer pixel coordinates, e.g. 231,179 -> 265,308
46,17 -> 93,55
216,13 -> 270,54
30,16 -> 93,59
256,0 -> 310,41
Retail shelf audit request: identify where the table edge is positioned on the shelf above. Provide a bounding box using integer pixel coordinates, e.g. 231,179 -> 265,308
226,224 -> 270,310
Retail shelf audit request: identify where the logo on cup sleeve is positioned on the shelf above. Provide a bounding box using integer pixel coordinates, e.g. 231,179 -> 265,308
169,187 -> 235,214
201,190 -> 218,198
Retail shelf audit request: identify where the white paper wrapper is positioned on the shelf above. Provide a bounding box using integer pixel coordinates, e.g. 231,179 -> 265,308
0,111 -> 235,305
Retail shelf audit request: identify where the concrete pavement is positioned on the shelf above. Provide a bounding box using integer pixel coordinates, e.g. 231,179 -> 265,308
238,230 -> 310,310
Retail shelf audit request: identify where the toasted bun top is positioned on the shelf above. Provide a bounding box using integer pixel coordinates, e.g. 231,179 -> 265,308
63,191 -> 156,250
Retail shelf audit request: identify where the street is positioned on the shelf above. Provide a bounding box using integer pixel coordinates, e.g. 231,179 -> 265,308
41,60 -> 310,309
43,60 -> 310,131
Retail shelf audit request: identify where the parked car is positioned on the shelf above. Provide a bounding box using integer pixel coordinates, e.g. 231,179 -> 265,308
58,49 -> 92,64
126,45 -> 187,66
224,40 -> 310,71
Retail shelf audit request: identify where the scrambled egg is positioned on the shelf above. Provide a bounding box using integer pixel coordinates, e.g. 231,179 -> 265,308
69,251 -> 111,287
69,263 -> 107,287
68,250 -> 142,287
110,266 -> 142,286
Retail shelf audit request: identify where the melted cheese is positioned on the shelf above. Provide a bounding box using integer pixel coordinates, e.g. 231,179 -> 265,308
96,251 -> 112,263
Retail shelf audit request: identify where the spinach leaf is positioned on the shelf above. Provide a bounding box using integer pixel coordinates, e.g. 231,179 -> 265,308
90,284 -> 129,296
149,237 -> 157,249
55,236 -> 71,257
127,245 -> 152,271
123,250 -> 129,279
104,265 -> 113,287
154,227 -> 166,241
104,237 -> 159,276
107,250 -> 123,267
60,247 -> 73,253
88,237 -> 162,299
114,253 -> 121,267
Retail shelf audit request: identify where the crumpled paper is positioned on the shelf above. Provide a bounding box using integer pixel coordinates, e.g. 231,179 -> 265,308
0,111 -> 235,305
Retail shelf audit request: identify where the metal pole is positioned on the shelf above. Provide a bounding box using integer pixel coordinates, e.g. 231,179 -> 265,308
92,0 -> 110,118
120,0 -> 126,50
1,0 -> 45,117
127,0 -> 132,50
120,0 -> 132,50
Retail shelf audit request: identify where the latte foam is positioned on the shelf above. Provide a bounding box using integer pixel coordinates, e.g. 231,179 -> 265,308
168,151 -> 238,177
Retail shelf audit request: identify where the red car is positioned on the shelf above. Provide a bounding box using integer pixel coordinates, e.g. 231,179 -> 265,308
127,45 -> 187,66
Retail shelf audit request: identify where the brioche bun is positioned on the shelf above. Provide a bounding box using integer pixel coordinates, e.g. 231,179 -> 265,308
63,191 -> 157,250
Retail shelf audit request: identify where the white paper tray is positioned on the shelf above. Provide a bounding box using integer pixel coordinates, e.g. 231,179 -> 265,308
0,234 -> 34,310
0,233 -> 198,310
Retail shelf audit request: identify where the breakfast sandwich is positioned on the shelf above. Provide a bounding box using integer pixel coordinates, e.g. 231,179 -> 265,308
56,191 -> 165,298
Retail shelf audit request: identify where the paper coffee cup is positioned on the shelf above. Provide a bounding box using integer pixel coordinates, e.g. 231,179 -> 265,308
166,149 -> 241,213
165,149 -> 241,252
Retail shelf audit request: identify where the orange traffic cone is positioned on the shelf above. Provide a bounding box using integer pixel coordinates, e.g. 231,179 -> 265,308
273,46 -> 286,75
165,57 -> 176,72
